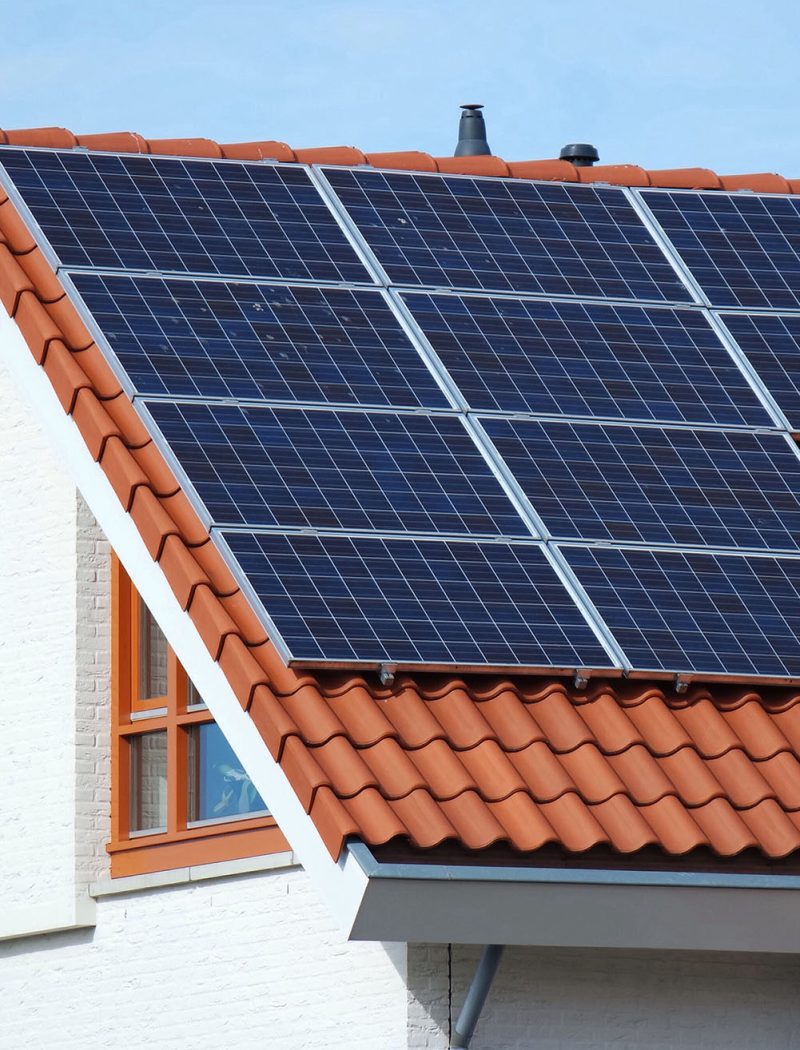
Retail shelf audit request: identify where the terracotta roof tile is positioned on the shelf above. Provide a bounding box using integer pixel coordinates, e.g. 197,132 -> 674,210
7,125 -> 800,865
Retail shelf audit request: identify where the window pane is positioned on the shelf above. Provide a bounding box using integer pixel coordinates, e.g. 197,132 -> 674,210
186,678 -> 205,708
187,723 -> 267,823
139,601 -> 167,700
129,731 -> 168,833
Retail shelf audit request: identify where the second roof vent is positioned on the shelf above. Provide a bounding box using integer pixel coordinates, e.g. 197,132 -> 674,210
559,143 -> 600,167
454,104 -> 491,157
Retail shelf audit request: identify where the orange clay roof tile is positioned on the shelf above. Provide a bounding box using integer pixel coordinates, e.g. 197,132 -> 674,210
7,126 -> 800,864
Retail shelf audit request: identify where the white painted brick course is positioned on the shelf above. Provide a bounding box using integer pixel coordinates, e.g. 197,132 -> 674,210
408,943 -> 800,1049
0,868 -> 408,1050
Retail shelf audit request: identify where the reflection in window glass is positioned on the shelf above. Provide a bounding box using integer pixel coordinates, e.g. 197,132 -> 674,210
130,731 -> 168,833
139,602 -> 168,700
188,723 -> 267,823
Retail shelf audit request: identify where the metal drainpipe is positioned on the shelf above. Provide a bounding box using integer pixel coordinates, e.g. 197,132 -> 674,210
450,944 -> 505,1048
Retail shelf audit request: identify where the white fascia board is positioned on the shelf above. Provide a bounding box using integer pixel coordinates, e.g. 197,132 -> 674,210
0,312 -> 368,937
351,870 -> 800,953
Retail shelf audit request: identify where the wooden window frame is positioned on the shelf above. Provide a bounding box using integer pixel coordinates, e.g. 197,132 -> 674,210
110,555 -> 287,877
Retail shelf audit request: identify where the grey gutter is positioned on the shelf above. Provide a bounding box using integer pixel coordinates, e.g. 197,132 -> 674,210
347,841 -> 800,891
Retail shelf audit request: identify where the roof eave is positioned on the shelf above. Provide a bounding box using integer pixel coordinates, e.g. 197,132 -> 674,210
346,842 -> 800,952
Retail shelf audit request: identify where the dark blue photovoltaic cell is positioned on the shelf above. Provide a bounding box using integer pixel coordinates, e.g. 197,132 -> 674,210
0,148 -> 370,282
145,401 -> 528,537
403,293 -> 771,426
483,418 -> 800,551
564,545 -> 800,678
643,189 -> 800,309
722,312 -> 800,429
324,167 -> 692,302
70,273 -> 448,408
223,532 -> 613,667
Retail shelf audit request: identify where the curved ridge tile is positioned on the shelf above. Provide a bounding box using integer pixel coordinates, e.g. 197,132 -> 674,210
485,794 -> 560,852
655,748 -> 727,807
705,750 -> 775,809
574,692 -> 645,755
426,689 -> 496,749
356,739 -> 427,800
455,740 -> 527,802
721,701 -> 796,759
623,697 -> 694,756
737,800 -> 800,857
689,799 -> 758,856
757,753 -> 800,810
475,689 -> 546,751
403,740 -> 478,801
523,690 -> 594,753
558,744 -> 629,805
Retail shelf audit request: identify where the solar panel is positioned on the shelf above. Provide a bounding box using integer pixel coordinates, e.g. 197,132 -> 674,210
642,188 -> 800,309
222,531 -> 614,668
563,544 -> 800,679
721,312 -> 800,429
483,418 -> 800,551
404,292 -> 772,426
324,166 -> 693,302
69,272 -> 449,408
145,401 -> 528,538
0,147 -> 371,283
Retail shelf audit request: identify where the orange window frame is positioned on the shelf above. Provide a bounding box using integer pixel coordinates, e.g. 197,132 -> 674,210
110,554 -> 288,877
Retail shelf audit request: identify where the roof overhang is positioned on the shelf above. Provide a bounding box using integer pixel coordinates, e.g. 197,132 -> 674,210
344,841 -> 800,952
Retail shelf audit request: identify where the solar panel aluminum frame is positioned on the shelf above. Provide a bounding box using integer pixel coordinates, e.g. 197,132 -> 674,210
134,398 -> 545,541
316,163 -> 699,308
479,415 -> 800,556
0,145 -> 381,289
558,541 -> 800,688
211,529 -> 626,677
55,269 -> 461,412
630,187 -> 796,431
395,285 -> 786,431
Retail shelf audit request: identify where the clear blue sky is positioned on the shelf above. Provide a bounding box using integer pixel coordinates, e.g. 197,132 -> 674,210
4,1 -> 798,175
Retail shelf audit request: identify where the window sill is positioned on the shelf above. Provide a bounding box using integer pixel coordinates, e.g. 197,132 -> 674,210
92,850 -> 298,898
108,818 -> 289,877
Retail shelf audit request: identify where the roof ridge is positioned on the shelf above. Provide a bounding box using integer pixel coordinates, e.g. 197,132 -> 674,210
1,124 -> 798,194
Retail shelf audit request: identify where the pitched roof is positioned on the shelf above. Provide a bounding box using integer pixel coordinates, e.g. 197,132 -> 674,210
4,124 -> 800,866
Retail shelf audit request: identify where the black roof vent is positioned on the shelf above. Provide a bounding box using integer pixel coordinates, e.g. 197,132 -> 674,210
559,143 -> 600,167
454,104 -> 491,157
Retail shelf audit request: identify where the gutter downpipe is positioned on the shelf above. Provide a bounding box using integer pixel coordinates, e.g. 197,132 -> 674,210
451,944 -> 505,1049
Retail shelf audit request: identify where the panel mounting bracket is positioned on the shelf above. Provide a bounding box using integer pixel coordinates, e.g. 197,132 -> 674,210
379,664 -> 397,686
573,669 -> 591,690
674,675 -> 691,694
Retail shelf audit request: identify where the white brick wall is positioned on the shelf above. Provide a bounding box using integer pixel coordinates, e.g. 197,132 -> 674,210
408,943 -> 800,1049
0,867 -> 408,1050
0,359 -> 84,934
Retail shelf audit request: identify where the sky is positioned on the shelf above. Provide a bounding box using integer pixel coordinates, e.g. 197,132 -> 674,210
3,0 -> 800,175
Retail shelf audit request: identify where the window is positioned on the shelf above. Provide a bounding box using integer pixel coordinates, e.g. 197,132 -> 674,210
110,556 -> 287,877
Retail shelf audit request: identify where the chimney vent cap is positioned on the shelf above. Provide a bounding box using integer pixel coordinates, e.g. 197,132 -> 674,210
559,143 -> 600,167
455,104 -> 491,158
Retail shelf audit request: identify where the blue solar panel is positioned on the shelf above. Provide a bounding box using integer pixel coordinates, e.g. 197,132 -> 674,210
145,401 -> 528,537
69,273 -> 448,408
0,148 -> 371,283
324,167 -> 693,302
403,292 -> 771,427
721,312 -> 800,429
642,189 -> 800,309
483,418 -> 800,551
564,545 -> 800,679
222,532 -> 613,668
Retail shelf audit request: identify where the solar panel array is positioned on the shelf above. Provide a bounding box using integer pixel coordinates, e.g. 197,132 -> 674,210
5,144 -> 800,681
